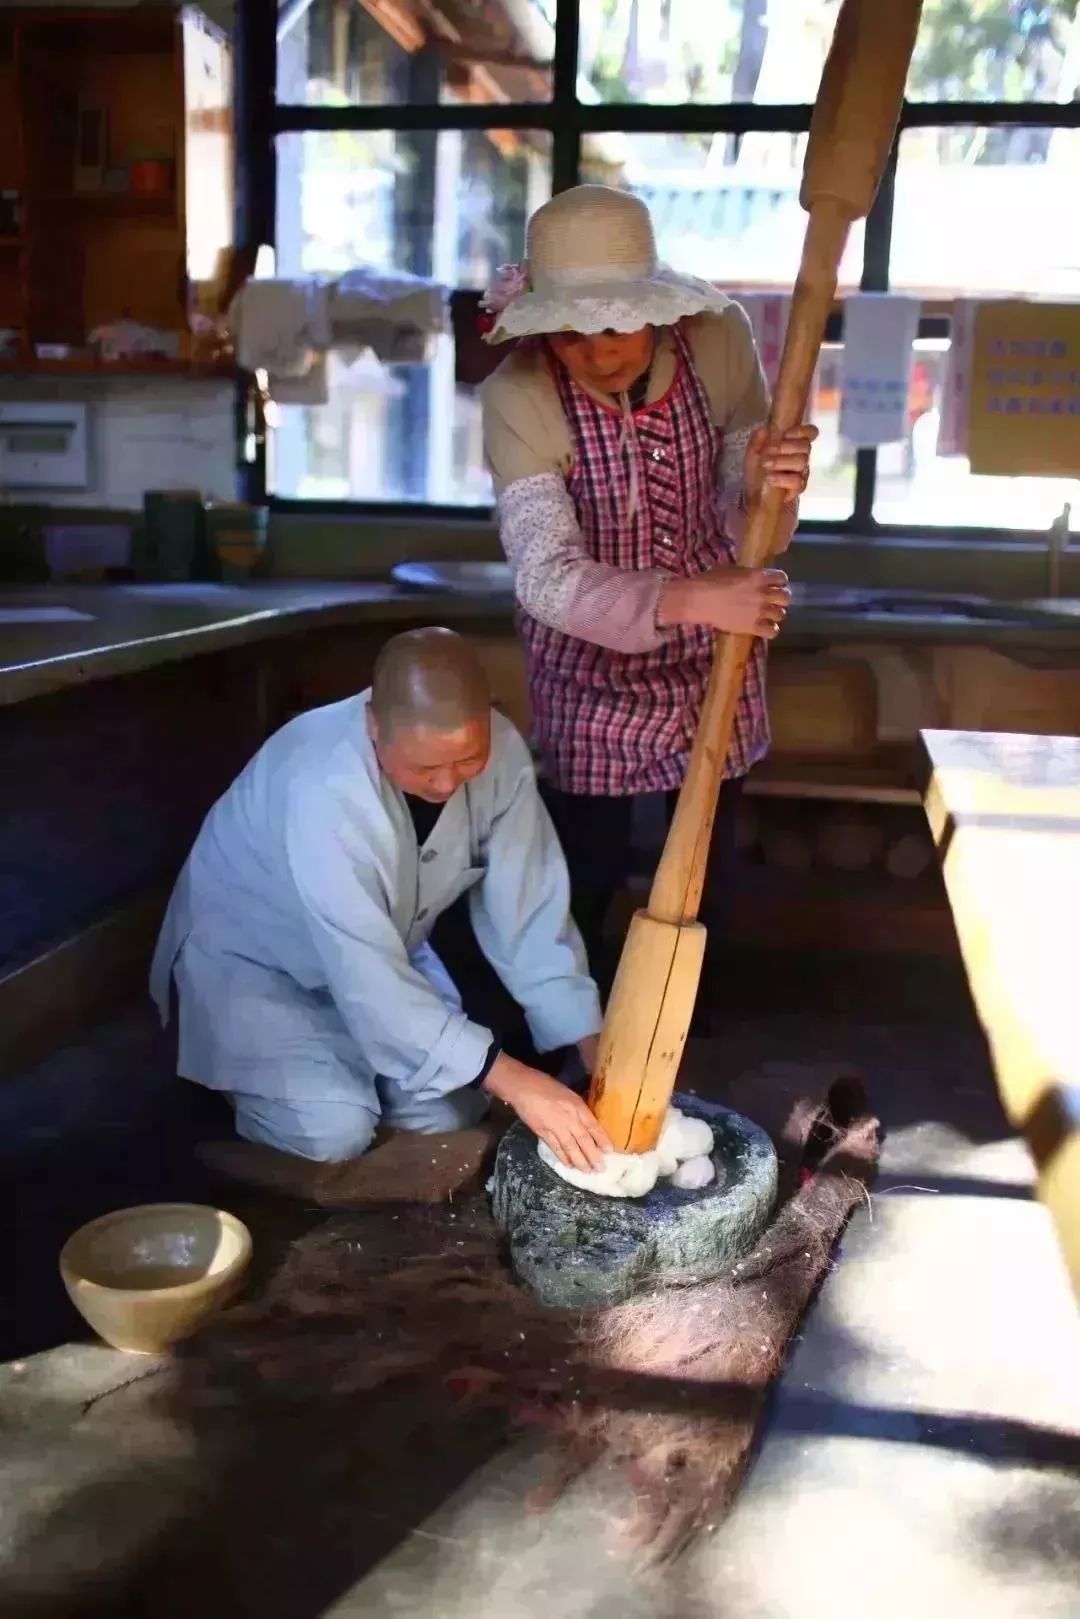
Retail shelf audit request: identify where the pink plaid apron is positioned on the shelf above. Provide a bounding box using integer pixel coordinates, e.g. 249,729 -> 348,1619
518,323 -> 770,797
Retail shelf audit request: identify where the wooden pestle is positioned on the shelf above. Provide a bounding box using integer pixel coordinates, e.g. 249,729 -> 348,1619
588,0 -> 926,1153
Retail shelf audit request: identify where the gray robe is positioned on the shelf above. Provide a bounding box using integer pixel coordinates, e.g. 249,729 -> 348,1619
150,693 -> 601,1113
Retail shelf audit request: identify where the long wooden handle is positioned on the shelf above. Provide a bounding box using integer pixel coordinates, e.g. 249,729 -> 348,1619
650,203 -> 850,924
650,0 -> 924,926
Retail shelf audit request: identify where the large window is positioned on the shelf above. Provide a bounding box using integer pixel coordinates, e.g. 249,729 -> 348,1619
248,0 -> 1080,534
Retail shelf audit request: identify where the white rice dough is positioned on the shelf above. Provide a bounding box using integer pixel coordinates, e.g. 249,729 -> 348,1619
537,1105 -> 715,1199
670,1153 -> 716,1190
655,1108 -> 714,1177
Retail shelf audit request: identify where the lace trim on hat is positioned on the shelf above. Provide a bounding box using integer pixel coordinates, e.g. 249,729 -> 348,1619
489,271 -> 731,343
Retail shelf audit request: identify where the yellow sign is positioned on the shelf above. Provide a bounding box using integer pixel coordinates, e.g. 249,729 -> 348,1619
968,302 -> 1080,479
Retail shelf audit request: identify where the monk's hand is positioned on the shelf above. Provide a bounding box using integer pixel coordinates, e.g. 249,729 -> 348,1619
742,422 -> 818,507
659,565 -> 791,640
485,1053 -> 612,1173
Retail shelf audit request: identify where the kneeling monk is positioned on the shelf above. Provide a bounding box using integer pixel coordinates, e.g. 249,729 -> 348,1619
151,627 -> 610,1174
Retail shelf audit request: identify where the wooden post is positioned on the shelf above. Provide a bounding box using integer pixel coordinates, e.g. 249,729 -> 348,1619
589,0 -> 925,1153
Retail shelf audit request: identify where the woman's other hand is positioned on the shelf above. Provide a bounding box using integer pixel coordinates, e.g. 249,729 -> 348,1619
743,422 -> 818,506
658,566 -> 791,639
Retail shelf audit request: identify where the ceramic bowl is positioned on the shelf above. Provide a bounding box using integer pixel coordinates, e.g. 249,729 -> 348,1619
59,1203 -> 252,1354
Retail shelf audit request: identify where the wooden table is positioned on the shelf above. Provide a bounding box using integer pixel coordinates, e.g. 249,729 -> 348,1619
922,729 -> 1080,1303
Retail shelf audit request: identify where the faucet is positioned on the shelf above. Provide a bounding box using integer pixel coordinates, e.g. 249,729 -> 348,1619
1047,501 -> 1072,599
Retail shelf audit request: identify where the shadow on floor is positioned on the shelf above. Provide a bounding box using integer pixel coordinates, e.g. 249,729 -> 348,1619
4,1339 -> 1079,1619
1,918 -> 1047,1619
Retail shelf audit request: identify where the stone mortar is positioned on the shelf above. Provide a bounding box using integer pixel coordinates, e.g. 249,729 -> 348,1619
490,1094 -> 778,1310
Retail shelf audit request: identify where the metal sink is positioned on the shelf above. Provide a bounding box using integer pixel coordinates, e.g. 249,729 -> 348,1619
390,563 -> 1072,629
392,560 -> 513,596
791,585 -> 1067,627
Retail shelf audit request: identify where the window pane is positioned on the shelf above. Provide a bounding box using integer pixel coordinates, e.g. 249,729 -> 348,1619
272,339 -> 855,512
581,131 -> 864,288
872,337 -> 1080,529
908,1 -> 1080,102
890,126 -> 1080,297
277,0 -> 554,106
276,128 -> 549,281
579,0 -> 841,104
271,130 -> 550,501
802,342 -> 855,521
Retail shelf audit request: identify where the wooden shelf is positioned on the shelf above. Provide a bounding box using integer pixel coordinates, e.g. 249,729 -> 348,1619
0,8 -> 233,352
744,749 -> 922,807
39,192 -> 177,216
0,356 -> 234,378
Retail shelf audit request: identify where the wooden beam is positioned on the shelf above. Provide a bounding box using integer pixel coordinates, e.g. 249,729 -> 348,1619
356,0 -> 426,55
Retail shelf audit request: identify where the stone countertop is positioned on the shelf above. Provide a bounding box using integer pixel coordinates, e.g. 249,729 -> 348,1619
0,581 -> 513,708
0,577 -> 1078,709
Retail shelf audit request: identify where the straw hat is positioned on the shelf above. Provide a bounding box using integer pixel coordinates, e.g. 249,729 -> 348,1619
482,184 -> 730,344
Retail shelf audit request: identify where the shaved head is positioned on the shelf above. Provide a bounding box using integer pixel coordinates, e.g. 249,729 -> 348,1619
370,627 -> 491,737
368,628 -> 493,803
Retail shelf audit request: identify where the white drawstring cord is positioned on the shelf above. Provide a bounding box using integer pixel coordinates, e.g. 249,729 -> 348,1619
618,389 -> 640,521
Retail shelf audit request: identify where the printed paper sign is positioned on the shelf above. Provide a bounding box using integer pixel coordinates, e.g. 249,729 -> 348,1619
968,301 -> 1080,478
840,294 -> 921,447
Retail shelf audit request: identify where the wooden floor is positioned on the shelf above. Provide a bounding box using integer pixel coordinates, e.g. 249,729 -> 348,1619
3,946 -> 1078,1619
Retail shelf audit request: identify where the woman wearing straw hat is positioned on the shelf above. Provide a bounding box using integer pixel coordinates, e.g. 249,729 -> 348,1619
481,184 -> 817,991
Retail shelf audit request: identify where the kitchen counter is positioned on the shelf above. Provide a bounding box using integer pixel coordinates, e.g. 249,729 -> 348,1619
0,581 -> 511,708
0,576 -> 1078,709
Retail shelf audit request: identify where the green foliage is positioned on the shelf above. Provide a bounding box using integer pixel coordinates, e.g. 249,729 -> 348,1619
910,0 -> 1079,101
584,0 -> 1077,106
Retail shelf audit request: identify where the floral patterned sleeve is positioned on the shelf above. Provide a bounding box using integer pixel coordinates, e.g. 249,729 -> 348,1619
495,472 -> 671,655
482,354 -> 675,654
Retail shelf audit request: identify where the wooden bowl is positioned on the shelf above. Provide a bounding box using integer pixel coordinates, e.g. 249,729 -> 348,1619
59,1203 -> 252,1354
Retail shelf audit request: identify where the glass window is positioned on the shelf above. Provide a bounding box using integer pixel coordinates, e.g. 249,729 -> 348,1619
872,335 -> 1080,529
271,334 -> 855,512
271,129 -> 550,502
890,126 -> 1080,298
277,0 -> 556,106
263,0 -> 1080,527
801,341 -> 855,521
578,0 -> 842,105
580,131 -> 865,288
269,345 -> 496,503
908,1 -> 1080,102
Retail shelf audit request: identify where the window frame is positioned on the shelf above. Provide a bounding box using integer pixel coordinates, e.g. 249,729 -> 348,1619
237,0 -> 1080,539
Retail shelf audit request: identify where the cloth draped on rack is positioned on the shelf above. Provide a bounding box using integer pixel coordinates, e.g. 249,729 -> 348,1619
228,267 -> 448,399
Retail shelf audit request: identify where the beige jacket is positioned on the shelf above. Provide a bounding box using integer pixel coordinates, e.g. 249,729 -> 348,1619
484,306 -> 776,491
481,304 -> 797,655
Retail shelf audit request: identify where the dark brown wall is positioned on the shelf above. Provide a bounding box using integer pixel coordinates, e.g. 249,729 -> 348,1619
0,653 -> 263,975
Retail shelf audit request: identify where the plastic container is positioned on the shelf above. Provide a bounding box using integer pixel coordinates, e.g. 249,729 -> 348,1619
130,158 -> 172,198
204,501 -> 268,582
141,489 -> 204,581
44,523 -> 132,581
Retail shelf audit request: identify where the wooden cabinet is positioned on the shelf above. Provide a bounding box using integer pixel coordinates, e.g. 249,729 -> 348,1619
0,6 -> 232,376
